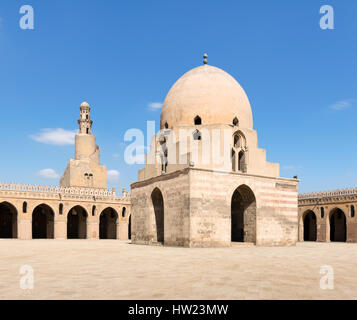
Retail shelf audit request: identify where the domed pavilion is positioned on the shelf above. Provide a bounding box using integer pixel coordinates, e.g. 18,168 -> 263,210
131,56 -> 298,247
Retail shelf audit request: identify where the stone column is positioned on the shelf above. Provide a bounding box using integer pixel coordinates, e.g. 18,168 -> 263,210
54,221 -> 66,239
87,221 -> 99,239
18,217 -> 32,240
118,221 -> 128,240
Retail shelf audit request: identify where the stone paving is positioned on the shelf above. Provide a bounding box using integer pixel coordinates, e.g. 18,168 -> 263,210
0,240 -> 356,300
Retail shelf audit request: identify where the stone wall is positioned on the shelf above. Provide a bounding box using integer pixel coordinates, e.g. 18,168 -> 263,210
298,188 -> 357,242
131,168 -> 298,247
0,183 -> 131,240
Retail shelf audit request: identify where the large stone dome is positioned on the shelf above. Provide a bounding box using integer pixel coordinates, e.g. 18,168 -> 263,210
160,64 -> 253,129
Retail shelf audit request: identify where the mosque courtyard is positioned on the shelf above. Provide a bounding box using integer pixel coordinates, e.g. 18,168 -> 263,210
0,240 -> 356,300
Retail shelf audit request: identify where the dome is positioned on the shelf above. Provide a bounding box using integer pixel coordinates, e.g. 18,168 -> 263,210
160,65 -> 253,129
80,101 -> 90,108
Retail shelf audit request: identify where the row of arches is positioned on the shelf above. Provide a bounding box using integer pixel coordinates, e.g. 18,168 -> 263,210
19,201 -> 128,217
0,202 -> 131,240
303,208 -> 347,242
150,184 -> 257,244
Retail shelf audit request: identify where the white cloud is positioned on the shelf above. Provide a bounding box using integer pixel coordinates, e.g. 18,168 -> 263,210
282,165 -> 303,171
148,102 -> 163,111
330,99 -> 355,111
30,128 -> 77,145
37,168 -> 60,179
107,170 -> 120,181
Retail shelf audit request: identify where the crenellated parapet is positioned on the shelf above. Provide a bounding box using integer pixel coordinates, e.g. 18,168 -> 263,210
0,182 -> 130,203
299,187 -> 357,205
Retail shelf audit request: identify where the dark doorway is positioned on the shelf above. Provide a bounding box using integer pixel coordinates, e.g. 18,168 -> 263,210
32,204 -> 54,239
330,209 -> 346,242
128,215 -> 131,240
231,185 -> 256,243
67,206 -> 88,239
99,208 -> 118,239
0,202 -> 17,238
303,211 -> 317,241
151,188 -> 164,243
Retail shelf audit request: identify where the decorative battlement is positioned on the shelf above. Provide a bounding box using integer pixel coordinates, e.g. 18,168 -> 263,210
0,182 -> 130,202
299,188 -> 357,207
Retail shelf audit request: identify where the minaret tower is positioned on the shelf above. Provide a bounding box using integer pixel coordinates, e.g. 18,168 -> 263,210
60,101 -> 107,189
78,101 -> 93,135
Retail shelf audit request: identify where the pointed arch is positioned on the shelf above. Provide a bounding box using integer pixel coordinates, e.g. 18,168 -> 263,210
0,201 -> 17,238
302,210 -> 317,241
32,204 -> 55,239
231,185 -> 256,244
151,187 -> 164,243
67,205 -> 88,239
99,207 -> 118,239
329,208 -> 346,242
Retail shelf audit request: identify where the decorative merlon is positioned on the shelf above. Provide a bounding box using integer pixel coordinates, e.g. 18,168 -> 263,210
0,182 -> 130,201
299,187 -> 357,200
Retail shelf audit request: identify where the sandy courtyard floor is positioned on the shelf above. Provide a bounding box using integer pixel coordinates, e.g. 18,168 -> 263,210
0,240 -> 356,300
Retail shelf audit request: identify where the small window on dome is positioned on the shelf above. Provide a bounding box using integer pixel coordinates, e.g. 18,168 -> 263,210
194,116 -> 202,125
233,117 -> 239,126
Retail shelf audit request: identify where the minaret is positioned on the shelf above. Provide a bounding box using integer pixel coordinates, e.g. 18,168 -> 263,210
60,101 -> 107,189
78,101 -> 93,135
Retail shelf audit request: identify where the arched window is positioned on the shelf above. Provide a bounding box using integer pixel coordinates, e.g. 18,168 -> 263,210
86,128 -> 89,134
194,116 -> 202,125
160,138 -> 168,174
238,151 -> 245,172
321,207 -> 325,218
233,117 -> 239,126
23,202 -> 27,213
164,122 -> 168,129
193,130 -> 201,141
59,203 -> 63,215
351,205 -> 355,218
92,205 -> 96,216
122,207 -> 126,218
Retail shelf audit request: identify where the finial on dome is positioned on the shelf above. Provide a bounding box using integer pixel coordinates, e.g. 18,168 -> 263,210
203,53 -> 208,65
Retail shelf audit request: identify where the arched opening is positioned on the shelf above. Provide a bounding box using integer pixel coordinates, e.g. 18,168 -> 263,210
330,208 -> 347,242
128,215 -> 132,240
23,202 -> 27,213
194,116 -> 202,125
303,210 -> 317,241
351,205 -> 355,218
59,203 -> 63,215
321,207 -> 325,218
193,129 -> 201,141
164,122 -> 168,129
67,206 -> 88,239
122,207 -> 126,218
92,205 -> 96,216
151,188 -> 164,243
0,202 -> 17,238
233,117 -> 239,126
231,149 -> 236,171
231,185 -> 256,243
99,207 -> 118,239
32,204 -> 54,239
238,151 -> 245,172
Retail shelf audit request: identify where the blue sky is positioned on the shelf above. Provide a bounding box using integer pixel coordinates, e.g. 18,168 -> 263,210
0,0 -> 356,193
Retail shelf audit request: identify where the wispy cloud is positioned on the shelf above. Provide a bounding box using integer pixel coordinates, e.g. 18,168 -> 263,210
148,102 -> 162,111
108,170 -> 120,181
30,128 -> 77,145
282,165 -> 303,171
330,99 -> 355,111
37,168 -> 60,179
